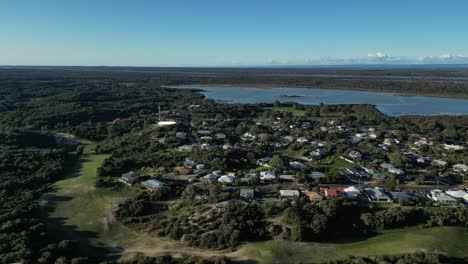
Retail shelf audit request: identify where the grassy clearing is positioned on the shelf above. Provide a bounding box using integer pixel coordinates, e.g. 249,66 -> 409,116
42,141 -> 235,259
240,226 -> 468,264
264,106 -> 306,117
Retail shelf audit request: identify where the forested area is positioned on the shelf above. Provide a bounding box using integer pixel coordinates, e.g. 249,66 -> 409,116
0,129 -> 90,263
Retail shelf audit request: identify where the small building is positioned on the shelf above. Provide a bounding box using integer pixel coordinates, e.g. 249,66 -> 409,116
174,166 -> 193,175
120,171 -> 140,185
218,175 -> 235,184
309,171 -> 326,179
445,190 -> 468,203
215,133 -> 227,139
389,192 -> 413,202
240,188 -> 255,199
343,186 -> 363,199
141,179 -> 165,191
257,157 -> 272,166
279,174 -> 295,181
348,150 -> 362,161
432,159 -> 448,167
452,164 -> 468,173
290,161 -> 309,170
280,190 -> 300,199
365,188 -> 391,202
260,171 -> 277,181
183,159 -> 198,167
176,132 -> 187,139
310,148 -> 327,157
203,173 -> 218,182
296,137 -> 310,143
321,188 -> 344,198
302,190 -> 323,202
388,167 -> 405,175
427,189 -> 458,204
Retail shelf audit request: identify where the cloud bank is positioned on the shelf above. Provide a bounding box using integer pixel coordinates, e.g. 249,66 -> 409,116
265,52 -> 468,66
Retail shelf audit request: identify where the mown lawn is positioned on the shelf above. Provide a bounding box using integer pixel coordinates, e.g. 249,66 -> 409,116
241,226 -> 468,264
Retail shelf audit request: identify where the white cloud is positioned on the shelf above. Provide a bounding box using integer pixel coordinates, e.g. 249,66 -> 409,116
367,52 -> 387,59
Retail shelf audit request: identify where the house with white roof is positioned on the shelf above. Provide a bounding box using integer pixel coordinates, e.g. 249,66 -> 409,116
446,190 -> 468,203
343,186 -> 363,199
218,175 -> 235,184
428,189 -> 458,204
260,171 -> 276,181
280,190 -> 300,199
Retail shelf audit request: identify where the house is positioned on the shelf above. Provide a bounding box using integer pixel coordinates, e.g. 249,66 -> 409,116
343,186 -> 363,199
174,166 -> 193,175
260,171 -> 277,181
183,159 -> 198,167
279,174 -> 295,181
452,164 -> 468,173
372,172 -> 388,181
290,161 -> 309,170
296,137 -> 310,143
218,175 -> 235,184
257,157 -> 272,166
176,132 -> 187,139
365,188 -> 391,202
302,190 -> 323,202
280,190 -> 300,199
240,188 -> 255,199
309,171 -> 326,179
196,164 -> 207,170
215,133 -> 226,139
446,190 -> 468,203
348,150 -> 362,161
321,188 -> 344,198
443,144 -> 464,151
203,174 -> 218,182
388,167 -> 405,175
432,159 -> 448,167
120,171 -> 139,185
427,189 -> 458,204
355,133 -> 368,138
141,179 -> 165,191
242,132 -> 256,140
389,192 -> 413,202
283,136 -> 296,143
310,148 -> 327,157
381,163 -> 395,170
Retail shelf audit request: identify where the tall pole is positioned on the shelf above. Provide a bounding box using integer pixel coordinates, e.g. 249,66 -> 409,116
158,105 -> 161,121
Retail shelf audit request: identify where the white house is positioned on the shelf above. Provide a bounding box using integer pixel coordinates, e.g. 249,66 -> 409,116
280,190 -> 300,199
218,175 -> 235,184
446,190 -> 468,202
428,189 -> 458,204
343,186 -> 363,199
260,171 -> 277,181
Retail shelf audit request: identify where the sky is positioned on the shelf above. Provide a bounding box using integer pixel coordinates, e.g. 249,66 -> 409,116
1,0 -> 468,66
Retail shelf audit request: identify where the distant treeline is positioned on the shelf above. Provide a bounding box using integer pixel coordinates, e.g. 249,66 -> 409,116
2,67 -> 468,98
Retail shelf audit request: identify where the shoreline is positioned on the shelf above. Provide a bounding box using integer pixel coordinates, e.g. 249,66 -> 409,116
166,84 -> 468,100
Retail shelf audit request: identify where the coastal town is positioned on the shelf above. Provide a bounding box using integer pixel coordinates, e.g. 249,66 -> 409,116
115,102 -> 467,208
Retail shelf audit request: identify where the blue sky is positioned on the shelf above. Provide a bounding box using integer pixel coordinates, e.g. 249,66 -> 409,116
1,0 -> 468,66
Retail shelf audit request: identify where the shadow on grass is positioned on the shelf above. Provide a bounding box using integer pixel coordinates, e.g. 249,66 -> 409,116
40,192 -> 121,261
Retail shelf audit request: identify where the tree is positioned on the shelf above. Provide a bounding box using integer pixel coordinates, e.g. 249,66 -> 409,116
269,155 -> 287,171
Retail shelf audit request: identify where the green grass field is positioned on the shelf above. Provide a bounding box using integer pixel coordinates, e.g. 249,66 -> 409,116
241,226 -> 468,264
42,140 -> 468,262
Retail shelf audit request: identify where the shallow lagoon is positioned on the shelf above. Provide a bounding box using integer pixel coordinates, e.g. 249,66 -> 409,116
174,85 -> 468,116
